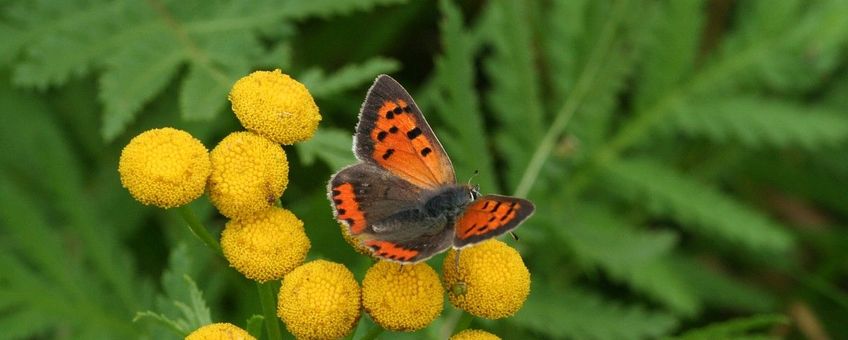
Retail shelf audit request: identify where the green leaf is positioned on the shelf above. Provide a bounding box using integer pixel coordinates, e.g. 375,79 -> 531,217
672,314 -> 788,340
296,128 -> 356,171
142,244 -> 212,336
664,97 -> 848,149
604,158 -> 794,253
635,0 -> 704,110
133,311 -> 188,337
245,315 -> 264,339
513,282 -> 679,340
560,206 -> 698,315
300,57 -> 400,98
99,33 -> 184,140
430,0 -> 496,190
483,0 -> 545,188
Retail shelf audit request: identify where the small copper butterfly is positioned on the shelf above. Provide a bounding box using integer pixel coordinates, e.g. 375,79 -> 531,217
328,75 -> 535,263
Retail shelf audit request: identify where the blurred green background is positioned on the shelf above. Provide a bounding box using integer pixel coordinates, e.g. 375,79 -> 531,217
3,0 -> 848,339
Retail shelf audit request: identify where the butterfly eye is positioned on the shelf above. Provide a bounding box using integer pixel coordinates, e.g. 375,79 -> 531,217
470,188 -> 481,201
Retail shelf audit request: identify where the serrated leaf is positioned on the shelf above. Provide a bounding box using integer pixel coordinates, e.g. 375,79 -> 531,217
513,282 -> 678,340
561,206 -> 698,315
245,315 -> 264,339
99,33 -> 184,140
605,158 -> 794,252
664,97 -> 848,149
133,311 -> 188,337
299,57 -> 400,98
430,0 -> 496,191
180,63 -> 247,121
296,128 -> 355,171
673,314 -> 788,340
635,0 -> 704,110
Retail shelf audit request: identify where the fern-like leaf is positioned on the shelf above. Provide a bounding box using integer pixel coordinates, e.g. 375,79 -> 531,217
429,0 -> 496,190
604,158 -> 794,252
295,128 -> 356,171
483,0 -> 545,188
560,205 -> 699,314
672,314 -> 788,340
664,97 -> 848,149
634,0 -> 704,110
513,282 -> 679,340
299,57 -> 400,98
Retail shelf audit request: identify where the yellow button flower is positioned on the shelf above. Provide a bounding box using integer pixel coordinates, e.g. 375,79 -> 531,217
277,260 -> 361,340
229,69 -> 321,145
450,329 -> 501,340
362,261 -> 443,331
220,207 -> 310,282
185,323 -> 255,340
443,240 -> 530,319
208,131 -> 288,219
118,127 -> 210,208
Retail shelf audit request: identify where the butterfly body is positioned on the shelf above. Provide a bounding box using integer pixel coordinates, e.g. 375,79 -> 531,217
328,75 -> 534,263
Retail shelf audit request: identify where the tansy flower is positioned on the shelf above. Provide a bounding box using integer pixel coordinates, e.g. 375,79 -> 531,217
450,329 -> 502,340
229,69 -> 321,144
220,207 -> 309,282
185,323 -> 255,340
118,127 -> 210,208
277,260 -> 361,340
443,240 -> 530,319
362,261 -> 443,331
208,131 -> 288,220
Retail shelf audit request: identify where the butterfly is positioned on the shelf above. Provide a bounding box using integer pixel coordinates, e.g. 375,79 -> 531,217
328,75 -> 535,263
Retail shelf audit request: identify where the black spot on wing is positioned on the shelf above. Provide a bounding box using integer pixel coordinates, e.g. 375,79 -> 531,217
421,147 -> 432,157
406,127 -> 422,139
377,131 -> 388,141
382,149 -> 395,160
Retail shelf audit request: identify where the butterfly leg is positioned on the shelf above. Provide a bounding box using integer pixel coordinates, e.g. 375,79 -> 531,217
454,248 -> 462,273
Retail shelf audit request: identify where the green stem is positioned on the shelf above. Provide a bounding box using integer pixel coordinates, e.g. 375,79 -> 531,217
512,0 -> 629,198
176,205 -> 222,254
357,325 -> 384,340
453,312 -> 474,334
258,281 -> 284,340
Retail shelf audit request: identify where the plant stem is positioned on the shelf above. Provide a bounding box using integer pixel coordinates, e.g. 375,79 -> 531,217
258,281 -> 284,340
452,312 -> 474,334
358,325 -> 384,340
512,0 -> 629,198
176,205 -> 222,254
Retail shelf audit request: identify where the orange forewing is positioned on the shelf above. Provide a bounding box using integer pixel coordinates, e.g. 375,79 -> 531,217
364,240 -> 420,262
330,183 -> 367,234
454,196 -> 534,247
369,99 -> 453,189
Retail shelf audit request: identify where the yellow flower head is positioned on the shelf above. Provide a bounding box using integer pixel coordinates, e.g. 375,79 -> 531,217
220,207 -> 310,282
450,329 -> 502,340
229,69 -> 321,145
362,261 -> 443,331
185,323 -> 255,340
443,240 -> 530,319
278,260 -> 361,340
118,127 -> 210,208
208,131 -> 288,219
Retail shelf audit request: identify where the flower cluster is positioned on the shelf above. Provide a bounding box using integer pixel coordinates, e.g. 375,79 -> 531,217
119,70 -> 318,285
120,69 -> 528,339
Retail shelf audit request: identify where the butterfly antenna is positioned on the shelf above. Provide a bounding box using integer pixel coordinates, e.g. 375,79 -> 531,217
509,232 -> 519,241
467,170 -> 479,185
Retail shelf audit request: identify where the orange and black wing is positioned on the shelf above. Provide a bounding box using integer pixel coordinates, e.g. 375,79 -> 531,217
354,75 -> 455,189
453,195 -> 535,248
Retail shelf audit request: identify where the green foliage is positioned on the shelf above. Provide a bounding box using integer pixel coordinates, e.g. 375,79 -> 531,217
2,0 -> 848,338
513,282 -> 678,340
672,314 -> 788,340
134,244 -> 212,338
